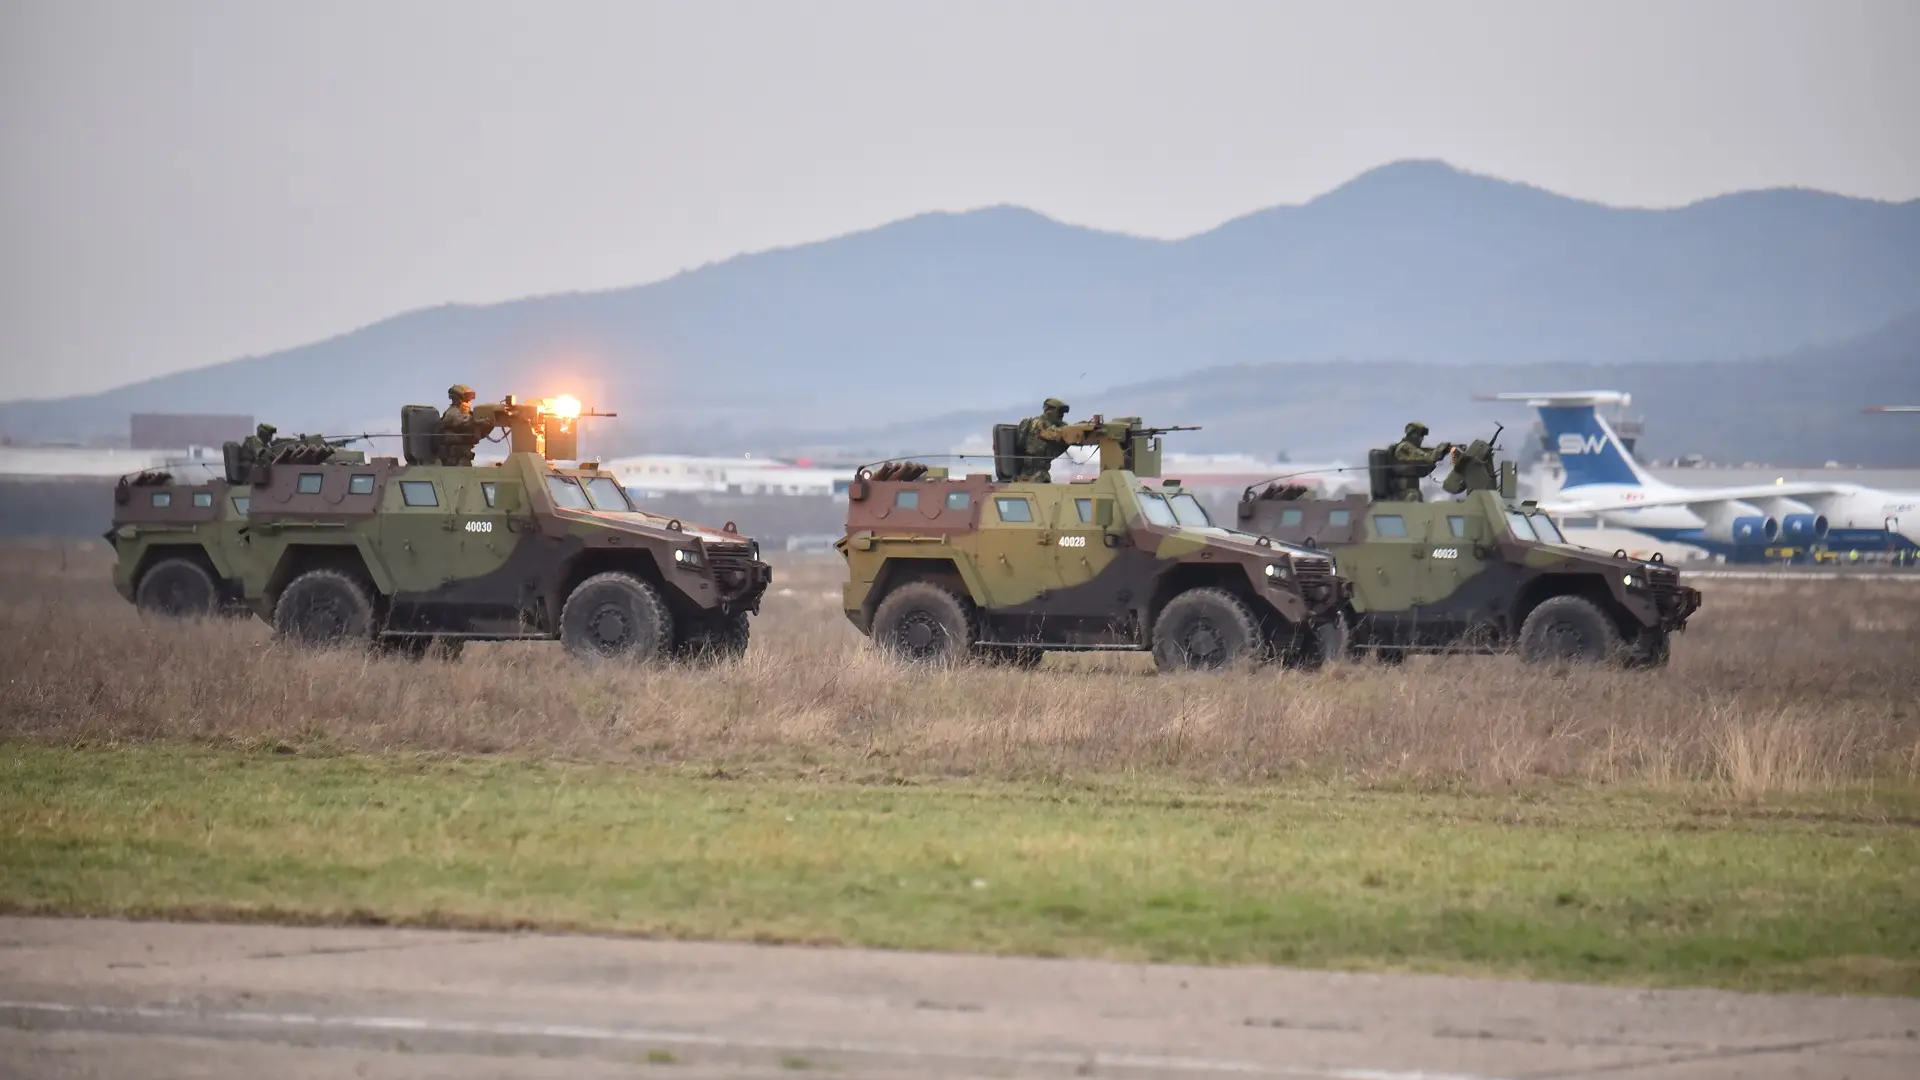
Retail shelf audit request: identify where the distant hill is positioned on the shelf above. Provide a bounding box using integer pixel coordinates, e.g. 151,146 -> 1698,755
835,311 -> 1920,468
5,159 -> 1919,453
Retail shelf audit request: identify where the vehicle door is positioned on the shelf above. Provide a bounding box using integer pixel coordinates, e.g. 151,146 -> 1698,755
973,490 -> 1064,609
1357,507 -> 1434,643
1049,491 -> 1112,612
379,473 -> 456,596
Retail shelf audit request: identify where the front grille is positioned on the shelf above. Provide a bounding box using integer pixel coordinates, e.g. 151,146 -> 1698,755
704,541 -> 769,601
1647,566 -> 1692,620
1291,556 -> 1340,607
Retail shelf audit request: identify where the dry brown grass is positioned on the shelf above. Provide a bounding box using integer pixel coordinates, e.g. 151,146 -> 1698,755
3,545 -> 1916,793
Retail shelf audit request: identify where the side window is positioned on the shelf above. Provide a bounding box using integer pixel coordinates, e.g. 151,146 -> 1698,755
1327,509 -> 1351,527
895,489 -> 920,510
994,497 -> 1033,523
1279,508 -> 1303,526
399,480 -> 439,507
1448,515 -> 1467,538
946,491 -> 970,511
150,491 -> 171,508
232,496 -> 250,515
481,482 -> 498,508
1372,514 -> 1408,538
1075,498 -> 1094,523
192,492 -> 213,508
296,473 -> 324,495
349,474 -> 375,495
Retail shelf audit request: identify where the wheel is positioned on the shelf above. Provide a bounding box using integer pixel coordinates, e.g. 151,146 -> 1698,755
1622,626 -> 1671,669
560,572 -> 673,662
673,611 -> 751,664
272,569 -> 377,647
1281,612 -> 1349,670
1373,648 -> 1407,666
1151,587 -> 1261,672
135,557 -> 220,618
976,644 -> 1045,669
1518,595 -> 1622,665
378,636 -> 466,662
871,581 -> 975,665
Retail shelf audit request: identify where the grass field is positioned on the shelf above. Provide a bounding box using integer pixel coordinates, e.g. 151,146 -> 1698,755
3,545 -> 1918,994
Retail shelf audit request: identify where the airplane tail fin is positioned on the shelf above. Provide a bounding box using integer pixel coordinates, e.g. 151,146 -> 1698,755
1478,391 -> 1654,490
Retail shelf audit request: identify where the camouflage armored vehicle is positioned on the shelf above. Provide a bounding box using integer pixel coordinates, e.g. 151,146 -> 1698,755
108,395 -> 772,661
1235,432 -> 1701,666
836,416 -> 1352,671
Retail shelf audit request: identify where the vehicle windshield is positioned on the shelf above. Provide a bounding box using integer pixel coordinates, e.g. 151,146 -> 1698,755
1136,492 -> 1178,527
1167,493 -> 1212,527
545,475 -> 593,511
581,475 -> 633,511
1529,513 -> 1567,544
1505,510 -> 1538,541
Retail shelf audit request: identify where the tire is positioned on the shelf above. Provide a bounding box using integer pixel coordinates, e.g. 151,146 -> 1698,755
1373,648 -> 1407,666
977,644 -> 1045,670
560,572 -> 673,662
273,569 -> 377,647
674,611 -> 751,664
378,636 -> 466,662
1151,587 -> 1261,672
1623,627 -> 1671,669
1518,595 -> 1622,665
134,557 -> 220,618
871,581 -> 975,665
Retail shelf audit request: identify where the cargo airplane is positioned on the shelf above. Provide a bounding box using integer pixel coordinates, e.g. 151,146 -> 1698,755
1484,391 -> 1919,561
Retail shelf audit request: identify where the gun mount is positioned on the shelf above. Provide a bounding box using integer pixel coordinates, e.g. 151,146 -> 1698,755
990,415 -> 1200,482
401,394 -> 617,465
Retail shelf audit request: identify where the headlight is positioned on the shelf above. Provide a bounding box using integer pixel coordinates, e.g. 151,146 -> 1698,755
674,547 -> 703,567
1622,573 -> 1638,589
748,541 -> 761,562
1264,562 -> 1290,580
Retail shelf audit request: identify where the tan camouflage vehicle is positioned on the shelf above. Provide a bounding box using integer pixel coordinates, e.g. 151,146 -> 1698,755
1235,432 -> 1701,666
836,417 -> 1352,671
107,395 -> 772,661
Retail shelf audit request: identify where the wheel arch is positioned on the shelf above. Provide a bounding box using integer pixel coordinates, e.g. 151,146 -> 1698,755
1511,573 -> 1635,639
131,543 -> 221,592
1147,562 -> 1268,633
265,543 -> 382,610
863,556 -> 976,624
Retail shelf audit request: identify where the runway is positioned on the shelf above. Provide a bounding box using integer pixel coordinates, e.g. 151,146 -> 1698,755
1,918 -> 1915,1079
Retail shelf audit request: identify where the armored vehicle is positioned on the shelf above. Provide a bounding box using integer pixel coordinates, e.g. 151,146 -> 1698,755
836,417 -> 1352,672
1235,433 -> 1701,666
108,395 -> 772,662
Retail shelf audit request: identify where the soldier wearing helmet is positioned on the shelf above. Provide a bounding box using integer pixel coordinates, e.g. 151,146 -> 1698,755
438,384 -> 490,466
1386,421 -> 1454,502
1014,397 -> 1073,482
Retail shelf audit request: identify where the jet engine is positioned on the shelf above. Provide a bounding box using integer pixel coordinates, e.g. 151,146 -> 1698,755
1757,498 -> 1829,542
1695,500 -> 1779,545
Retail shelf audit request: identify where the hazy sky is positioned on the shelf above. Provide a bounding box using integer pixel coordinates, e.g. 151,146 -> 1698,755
3,0 -> 1916,401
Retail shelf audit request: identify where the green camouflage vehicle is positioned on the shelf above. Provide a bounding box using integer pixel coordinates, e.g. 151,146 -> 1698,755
836,417 -> 1352,672
1234,433 -> 1701,666
108,395 -> 772,661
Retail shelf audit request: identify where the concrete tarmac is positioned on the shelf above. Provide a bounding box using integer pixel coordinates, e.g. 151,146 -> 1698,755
1,917 -> 1915,1079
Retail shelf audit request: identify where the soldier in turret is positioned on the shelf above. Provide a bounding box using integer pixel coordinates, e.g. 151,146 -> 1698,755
1014,397 -> 1072,482
1386,421 -> 1454,502
438,384 -> 493,466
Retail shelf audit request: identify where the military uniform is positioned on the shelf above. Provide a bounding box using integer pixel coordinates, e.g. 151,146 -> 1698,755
438,384 -> 488,466
235,424 -> 276,475
1014,398 -> 1071,482
1385,422 -> 1453,502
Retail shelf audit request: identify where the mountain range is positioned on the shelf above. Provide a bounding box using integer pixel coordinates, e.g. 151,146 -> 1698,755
5,159 -> 1918,463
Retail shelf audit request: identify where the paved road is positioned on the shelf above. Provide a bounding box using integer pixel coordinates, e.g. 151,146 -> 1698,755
1,917 -> 1914,1079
